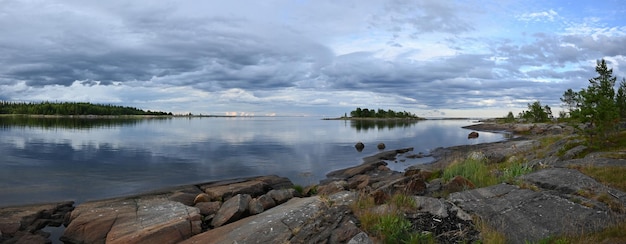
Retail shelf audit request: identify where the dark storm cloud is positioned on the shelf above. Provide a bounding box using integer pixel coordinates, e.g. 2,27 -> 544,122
0,1 -> 332,91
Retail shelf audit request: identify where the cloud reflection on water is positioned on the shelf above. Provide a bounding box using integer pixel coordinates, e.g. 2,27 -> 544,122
0,117 -> 504,206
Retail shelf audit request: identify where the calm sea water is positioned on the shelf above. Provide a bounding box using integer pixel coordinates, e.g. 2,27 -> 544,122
0,117 -> 506,207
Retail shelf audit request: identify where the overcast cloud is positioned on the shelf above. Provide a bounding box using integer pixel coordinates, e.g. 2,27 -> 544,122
1,0 -> 625,117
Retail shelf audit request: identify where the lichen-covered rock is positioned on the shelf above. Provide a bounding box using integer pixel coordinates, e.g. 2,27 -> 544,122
182,192 -> 361,244
450,168 -> 626,244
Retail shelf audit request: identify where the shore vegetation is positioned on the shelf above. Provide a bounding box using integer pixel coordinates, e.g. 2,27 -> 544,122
0,101 -> 172,116
347,107 -> 422,119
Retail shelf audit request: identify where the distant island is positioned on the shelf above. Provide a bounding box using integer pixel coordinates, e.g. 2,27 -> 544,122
324,107 -> 425,120
0,101 -> 172,116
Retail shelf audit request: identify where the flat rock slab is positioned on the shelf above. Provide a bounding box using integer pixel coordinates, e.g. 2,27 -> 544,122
61,194 -> 202,244
182,192 -> 360,244
182,197 -> 322,244
449,168 -> 626,244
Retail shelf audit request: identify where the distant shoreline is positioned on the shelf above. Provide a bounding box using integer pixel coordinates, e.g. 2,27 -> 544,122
322,117 -> 427,121
0,114 -> 237,119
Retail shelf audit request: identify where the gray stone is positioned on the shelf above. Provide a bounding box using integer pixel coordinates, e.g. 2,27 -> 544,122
449,174 -> 624,244
182,197 -> 322,244
413,196 -> 448,218
247,198 -> 265,215
266,189 -> 295,204
348,232 -> 374,244
256,194 -> 276,210
210,194 -> 252,228
561,145 -> 587,160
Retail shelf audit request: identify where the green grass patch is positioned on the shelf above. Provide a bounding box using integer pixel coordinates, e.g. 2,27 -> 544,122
532,220 -> 626,244
499,161 -> 533,183
292,185 -> 304,195
390,193 -> 417,211
351,193 -> 433,243
574,165 -> 626,192
442,158 -> 498,188
373,213 -> 413,243
581,220 -> 626,244
474,217 -> 507,244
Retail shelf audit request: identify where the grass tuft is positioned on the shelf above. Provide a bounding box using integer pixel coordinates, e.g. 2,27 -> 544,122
474,217 -> 507,244
574,165 -> 626,192
442,158 -> 498,188
390,193 -> 417,211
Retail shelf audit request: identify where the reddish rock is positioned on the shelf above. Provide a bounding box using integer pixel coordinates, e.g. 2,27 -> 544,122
468,131 -> 479,139
193,193 -> 211,205
248,198 -> 265,215
195,202 -> 222,216
254,175 -> 294,190
371,190 -> 390,205
169,192 -> 199,206
326,161 -> 387,180
317,181 -> 348,196
255,194 -> 276,210
377,165 -> 390,171
404,168 -> 421,177
61,196 -> 201,244
405,169 -> 434,181
201,181 -> 269,202
348,174 -> 370,190
444,176 -> 476,193
210,194 -> 252,228
404,176 -> 427,195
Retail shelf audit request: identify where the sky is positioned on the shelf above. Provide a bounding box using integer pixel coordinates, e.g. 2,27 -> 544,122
1,0 -> 626,118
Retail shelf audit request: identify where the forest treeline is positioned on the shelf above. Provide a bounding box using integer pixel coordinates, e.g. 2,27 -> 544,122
348,107 -> 421,119
504,59 -> 626,145
0,101 -> 172,116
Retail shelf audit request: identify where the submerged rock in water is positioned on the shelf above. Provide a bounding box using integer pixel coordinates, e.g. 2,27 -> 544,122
355,142 -> 365,152
377,143 -> 386,150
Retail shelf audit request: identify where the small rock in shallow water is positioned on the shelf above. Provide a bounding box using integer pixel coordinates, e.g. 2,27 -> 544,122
355,142 -> 365,152
377,143 -> 386,150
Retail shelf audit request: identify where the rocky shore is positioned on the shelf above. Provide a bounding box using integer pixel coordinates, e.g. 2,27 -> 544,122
1,122 -> 625,243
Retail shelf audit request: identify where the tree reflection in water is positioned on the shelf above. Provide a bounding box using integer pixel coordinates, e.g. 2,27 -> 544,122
350,119 -> 422,132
